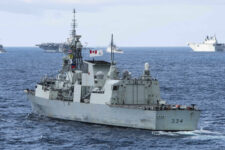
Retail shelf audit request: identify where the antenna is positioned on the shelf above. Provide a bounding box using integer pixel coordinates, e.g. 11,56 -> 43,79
69,9 -> 83,70
71,9 -> 76,38
111,34 -> 114,64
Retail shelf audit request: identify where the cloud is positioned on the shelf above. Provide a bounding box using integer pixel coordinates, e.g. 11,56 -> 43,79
0,0 -> 113,15
21,0 -> 110,4
1,0 -> 225,46
0,0 -> 225,16
1,0 -> 225,16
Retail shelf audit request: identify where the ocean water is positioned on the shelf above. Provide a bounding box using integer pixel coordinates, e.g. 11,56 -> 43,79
1,47 -> 225,150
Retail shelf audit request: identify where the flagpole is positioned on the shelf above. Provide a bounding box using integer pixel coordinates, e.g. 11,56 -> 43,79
113,34 -> 114,64
111,34 -> 114,64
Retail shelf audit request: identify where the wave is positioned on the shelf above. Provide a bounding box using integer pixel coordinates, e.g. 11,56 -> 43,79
152,127 -> 225,141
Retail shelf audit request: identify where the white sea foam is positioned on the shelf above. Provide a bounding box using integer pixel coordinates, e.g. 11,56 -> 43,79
152,130 -> 197,137
189,128 -> 225,141
152,127 -> 225,141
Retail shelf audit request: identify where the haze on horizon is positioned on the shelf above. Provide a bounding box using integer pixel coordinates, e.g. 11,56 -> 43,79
0,0 -> 225,47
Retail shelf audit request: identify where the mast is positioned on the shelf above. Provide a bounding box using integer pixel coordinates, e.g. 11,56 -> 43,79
111,34 -> 114,64
70,9 -> 83,70
71,9 -> 76,38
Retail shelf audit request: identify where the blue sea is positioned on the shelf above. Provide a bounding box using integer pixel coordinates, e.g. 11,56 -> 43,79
1,47 -> 225,150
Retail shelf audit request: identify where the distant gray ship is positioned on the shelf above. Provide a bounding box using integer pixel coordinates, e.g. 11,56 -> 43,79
25,9 -> 200,131
0,44 -> 6,53
106,34 -> 124,54
36,43 -> 69,53
188,35 -> 225,52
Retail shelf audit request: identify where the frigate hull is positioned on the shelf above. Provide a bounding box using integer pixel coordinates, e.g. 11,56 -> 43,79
28,95 -> 200,131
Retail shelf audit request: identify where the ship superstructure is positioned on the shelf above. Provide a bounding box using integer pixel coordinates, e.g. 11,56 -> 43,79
188,36 -> 225,52
25,10 -> 200,131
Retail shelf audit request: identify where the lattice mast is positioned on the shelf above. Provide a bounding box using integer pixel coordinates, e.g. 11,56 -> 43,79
70,9 -> 83,70
71,9 -> 76,39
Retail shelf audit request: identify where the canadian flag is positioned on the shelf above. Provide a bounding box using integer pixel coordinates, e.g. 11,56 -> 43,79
67,49 -> 72,54
89,50 -> 103,57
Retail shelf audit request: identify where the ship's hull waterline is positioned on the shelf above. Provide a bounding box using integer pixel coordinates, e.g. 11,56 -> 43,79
188,43 -> 225,52
28,94 -> 200,131
106,48 -> 124,54
44,49 -> 60,53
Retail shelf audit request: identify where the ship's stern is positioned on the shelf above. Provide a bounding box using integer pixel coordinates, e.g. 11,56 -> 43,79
155,110 -> 200,131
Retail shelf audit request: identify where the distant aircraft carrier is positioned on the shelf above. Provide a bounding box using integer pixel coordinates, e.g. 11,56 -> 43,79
36,43 -> 69,53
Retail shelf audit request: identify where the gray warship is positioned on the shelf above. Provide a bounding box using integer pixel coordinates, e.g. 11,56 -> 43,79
25,10 -> 200,131
0,44 -> 6,53
36,43 -> 69,53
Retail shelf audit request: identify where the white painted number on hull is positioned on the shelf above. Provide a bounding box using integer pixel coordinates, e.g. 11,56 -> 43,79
171,119 -> 183,124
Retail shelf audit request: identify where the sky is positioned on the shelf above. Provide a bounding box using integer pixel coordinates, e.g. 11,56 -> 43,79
0,0 -> 225,47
